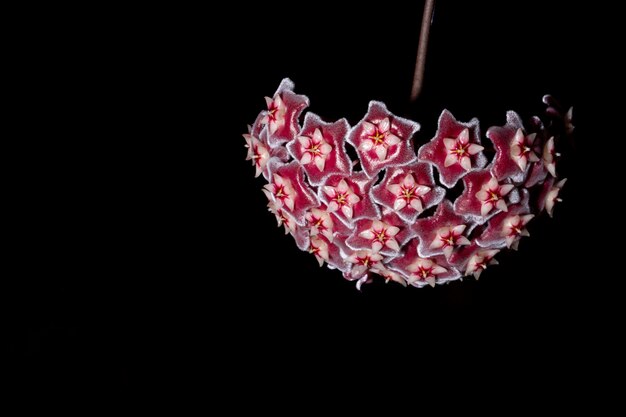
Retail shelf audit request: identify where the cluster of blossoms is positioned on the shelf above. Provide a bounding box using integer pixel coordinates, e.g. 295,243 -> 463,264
244,79 -> 571,289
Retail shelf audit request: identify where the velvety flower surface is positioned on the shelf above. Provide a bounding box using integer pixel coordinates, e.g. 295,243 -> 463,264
244,78 -> 571,289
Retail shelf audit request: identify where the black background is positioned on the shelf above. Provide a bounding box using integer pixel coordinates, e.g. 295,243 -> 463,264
8,0 -> 618,397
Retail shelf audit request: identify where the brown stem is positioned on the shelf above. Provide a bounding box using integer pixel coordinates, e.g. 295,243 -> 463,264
410,0 -> 435,101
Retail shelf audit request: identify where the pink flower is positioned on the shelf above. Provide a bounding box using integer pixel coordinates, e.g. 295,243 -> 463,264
322,179 -> 361,220
305,207 -> 335,242
346,101 -> 419,178
286,113 -> 352,186
406,257 -> 448,287
267,200 -> 297,235
539,178 -> 566,217
386,174 -> 431,212
264,161 -> 320,225
309,236 -> 330,266
464,249 -> 500,279
487,111 -> 540,182
429,224 -> 471,259
345,250 -> 383,278
298,128 -> 332,170
510,129 -> 540,171
261,95 -> 287,135
357,220 -> 401,252
359,118 -> 401,161
475,175 -> 515,216
243,134 -> 270,178
417,110 -> 487,188
412,199 -> 475,259
258,79 -> 310,147
371,161 -> 445,223
263,173 -> 295,211
318,173 -> 380,225
502,214 -> 534,249
443,128 -> 484,171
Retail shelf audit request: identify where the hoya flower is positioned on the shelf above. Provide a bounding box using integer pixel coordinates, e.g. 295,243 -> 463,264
443,128 -> 484,171
510,129 -> 540,171
261,94 -> 287,135
429,224 -> 471,259
413,199 -> 474,259
538,178 -> 567,217
298,128 -> 331,170
488,111 -> 540,182
345,250 -> 383,278
305,207 -> 335,242
309,236 -> 330,266
264,161 -> 320,225
464,249 -> 500,279
406,257 -> 448,287
371,161 -> 445,223
475,175 -> 515,216
418,110 -> 487,188
387,174 -> 431,212
346,101 -> 419,178
263,173 -> 295,211
322,179 -> 361,219
502,214 -> 534,249
259,79 -> 310,147
286,113 -> 352,186
357,220 -> 401,252
267,200 -> 297,235
319,173 -> 380,225
243,134 -> 270,177
454,169 -> 516,220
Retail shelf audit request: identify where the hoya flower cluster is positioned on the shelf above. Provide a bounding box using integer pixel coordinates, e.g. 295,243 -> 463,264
244,79 -> 570,289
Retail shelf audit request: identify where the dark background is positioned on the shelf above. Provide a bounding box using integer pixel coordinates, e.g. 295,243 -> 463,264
8,0 -> 617,397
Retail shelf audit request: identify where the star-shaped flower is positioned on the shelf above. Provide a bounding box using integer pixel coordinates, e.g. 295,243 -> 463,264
308,236 -> 330,267
286,113 -> 352,186
346,101 -> 419,178
371,161 -> 445,223
351,219 -> 401,253
412,199 -> 475,259
305,207 -> 335,242
345,250 -> 383,278
538,177 -> 566,217
464,248 -> 500,279
475,190 -> 532,249
387,239 -> 461,287
319,173 -> 380,226
260,78 -> 310,147
454,170 -> 515,219
487,111 -> 541,182
243,133 -> 270,178
417,110 -> 487,188
501,214 -> 534,249
263,161 -> 319,226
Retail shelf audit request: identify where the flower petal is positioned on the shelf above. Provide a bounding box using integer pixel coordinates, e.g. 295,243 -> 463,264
468,144 -> 484,155
300,153 -> 312,165
375,146 -> 387,161
410,198 -> 423,211
443,138 -> 457,150
460,156 -> 472,171
394,199 -> 407,210
444,154 -> 457,167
